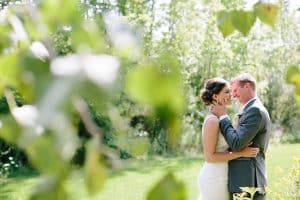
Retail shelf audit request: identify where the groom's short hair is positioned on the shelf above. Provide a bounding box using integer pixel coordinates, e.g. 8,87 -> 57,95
231,73 -> 256,91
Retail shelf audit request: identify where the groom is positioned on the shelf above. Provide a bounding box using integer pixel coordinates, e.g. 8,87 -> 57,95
211,73 -> 271,200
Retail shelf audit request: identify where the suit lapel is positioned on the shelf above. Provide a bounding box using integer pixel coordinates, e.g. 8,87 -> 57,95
243,98 -> 257,113
237,98 -> 257,124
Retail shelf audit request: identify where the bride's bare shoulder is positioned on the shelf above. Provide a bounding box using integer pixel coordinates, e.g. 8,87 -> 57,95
202,114 -> 219,135
204,114 -> 219,121
203,114 -> 219,126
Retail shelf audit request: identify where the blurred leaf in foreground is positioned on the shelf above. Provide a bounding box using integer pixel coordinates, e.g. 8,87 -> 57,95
0,115 -> 21,144
30,176 -> 68,200
85,136 -> 107,196
26,135 -> 69,177
254,3 -> 279,29
286,65 -> 300,103
0,54 -> 21,95
217,11 -> 235,38
231,10 -> 256,36
126,53 -> 185,149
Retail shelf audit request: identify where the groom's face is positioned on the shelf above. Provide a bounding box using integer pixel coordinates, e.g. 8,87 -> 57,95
231,81 -> 247,104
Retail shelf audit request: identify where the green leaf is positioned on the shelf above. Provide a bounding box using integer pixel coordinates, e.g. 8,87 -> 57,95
71,19 -> 105,53
126,54 -> 184,113
217,11 -> 235,38
0,24 -> 12,51
117,0 -> 127,15
26,135 -> 69,176
22,17 -> 42,41
85,137 -> 106,196
254,3 -> 279,28
30,177 -> 68,200
294,79 -> 300,90
126,54 -> 185,149
40,0 -> 80,31
0,54 -> 21,95
295,92 -> 300,104
18,50 -> 51,102
126,62 -> 162,105
147,172 -> 186,200
286,65 -> 300,84
291,75 -> 300,103
231,11 -> 256,36
0,115 -> 21,144
286,65 -> 300,104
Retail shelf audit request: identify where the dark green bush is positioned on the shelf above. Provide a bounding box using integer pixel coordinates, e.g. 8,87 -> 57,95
0,90 -> 29,177
0,139 -> 29,177
130,115 -> 167,154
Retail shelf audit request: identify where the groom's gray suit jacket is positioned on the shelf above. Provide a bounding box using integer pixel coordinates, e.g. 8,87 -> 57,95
220,98 -> 271,194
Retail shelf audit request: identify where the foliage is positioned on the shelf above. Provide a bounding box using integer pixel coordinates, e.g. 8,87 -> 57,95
254,3 -> 279,28
0,0 -> 299,199
217,3 -> 279,37
216,1 -> 300,107
0,0 -> 22,10
261,72 -> 300,134
130,115 -> 168,154
286,65 -> 300,103
0,89 -> 28,176
52,30 -> 74,56
0,0 -> 185,199
233,187 -> 260,200
270,155 -> 300,199
126,53 -> 185,150
0,138 -> 28,177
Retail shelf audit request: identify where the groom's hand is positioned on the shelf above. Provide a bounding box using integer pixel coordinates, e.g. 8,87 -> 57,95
210,101 -> 227,117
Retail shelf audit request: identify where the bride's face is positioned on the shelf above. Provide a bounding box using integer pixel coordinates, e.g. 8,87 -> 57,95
214,85 -> 232,106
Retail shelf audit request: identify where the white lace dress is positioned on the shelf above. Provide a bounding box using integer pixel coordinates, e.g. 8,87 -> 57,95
198,115 -> 230,200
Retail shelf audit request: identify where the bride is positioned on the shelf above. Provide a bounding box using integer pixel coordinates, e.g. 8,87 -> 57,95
198,77 -> 259,200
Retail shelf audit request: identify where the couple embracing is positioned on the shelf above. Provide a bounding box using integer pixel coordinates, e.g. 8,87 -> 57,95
198,73 -> 271,200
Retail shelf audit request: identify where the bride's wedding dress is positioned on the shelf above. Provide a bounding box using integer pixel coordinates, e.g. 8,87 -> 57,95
198,114 -> 230,200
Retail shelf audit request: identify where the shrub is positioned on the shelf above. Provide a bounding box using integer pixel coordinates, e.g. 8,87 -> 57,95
270,156 -> 300,199
0,139 -> 28,177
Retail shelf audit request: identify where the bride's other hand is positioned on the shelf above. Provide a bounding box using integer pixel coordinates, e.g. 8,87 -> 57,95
239,147 -> 259,157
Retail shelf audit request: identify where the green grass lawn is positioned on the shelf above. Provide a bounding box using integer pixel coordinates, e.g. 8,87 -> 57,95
0,143 -> 299,200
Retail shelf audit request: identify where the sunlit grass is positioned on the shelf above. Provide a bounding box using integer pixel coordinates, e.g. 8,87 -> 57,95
0,143 -> 299,200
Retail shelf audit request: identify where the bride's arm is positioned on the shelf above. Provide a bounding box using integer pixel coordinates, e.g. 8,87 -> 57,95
203,117 -> 258,163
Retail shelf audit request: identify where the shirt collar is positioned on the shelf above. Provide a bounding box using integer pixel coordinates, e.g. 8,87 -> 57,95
244,96 -> 256,107
241,96 -> 257,111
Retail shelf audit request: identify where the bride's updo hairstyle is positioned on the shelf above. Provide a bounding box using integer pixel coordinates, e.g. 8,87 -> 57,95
200,77 -> 228,105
